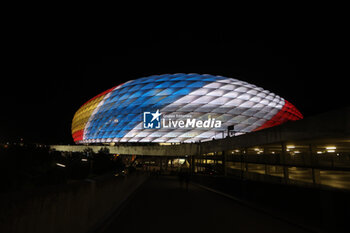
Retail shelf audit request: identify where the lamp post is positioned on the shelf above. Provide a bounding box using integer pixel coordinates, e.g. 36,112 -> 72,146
227,125 -> 234,137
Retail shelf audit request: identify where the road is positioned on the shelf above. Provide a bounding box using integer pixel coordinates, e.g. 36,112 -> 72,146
102,176 -> 310,233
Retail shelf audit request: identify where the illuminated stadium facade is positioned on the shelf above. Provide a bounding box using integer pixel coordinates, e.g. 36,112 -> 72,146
71,74 -> 303,144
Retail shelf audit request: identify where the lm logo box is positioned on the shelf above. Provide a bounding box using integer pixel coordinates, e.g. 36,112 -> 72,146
143,109 -> 161,129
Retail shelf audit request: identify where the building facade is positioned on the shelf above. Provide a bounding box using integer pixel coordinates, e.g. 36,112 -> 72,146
71,74 -> 303,144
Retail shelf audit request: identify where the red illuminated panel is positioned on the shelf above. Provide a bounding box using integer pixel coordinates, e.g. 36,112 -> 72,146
72,129 -> 84,142
254,100 -> 303,131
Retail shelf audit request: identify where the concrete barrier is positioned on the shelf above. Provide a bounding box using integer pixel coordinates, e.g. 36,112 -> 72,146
0,174 -> 147,233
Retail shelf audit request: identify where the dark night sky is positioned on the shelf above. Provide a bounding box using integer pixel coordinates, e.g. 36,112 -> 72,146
1,29 -> 348,144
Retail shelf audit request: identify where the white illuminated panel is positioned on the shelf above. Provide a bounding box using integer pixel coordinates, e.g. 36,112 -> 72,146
117,77 -> 285,143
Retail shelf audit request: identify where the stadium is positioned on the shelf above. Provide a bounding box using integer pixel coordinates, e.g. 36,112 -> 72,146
71,73 -> 303,144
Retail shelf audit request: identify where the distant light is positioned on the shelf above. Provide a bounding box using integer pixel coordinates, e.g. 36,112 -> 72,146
81,158 -> 88,162
178,159 -> 185,164
254,148 -> 260,151
327,150 -> 335,153
271,151 -> 275,154
159,143 -> 172,145
56,163 -> 66,167
294,151 -> 300,154
326,146 -> 336,150
317,151 -> 323,154
287,145 -> 295,149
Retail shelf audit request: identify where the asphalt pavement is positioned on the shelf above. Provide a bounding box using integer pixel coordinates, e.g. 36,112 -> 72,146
102,176 -> 310,233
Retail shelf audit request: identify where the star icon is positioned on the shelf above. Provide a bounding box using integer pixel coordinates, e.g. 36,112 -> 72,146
151,109 -> 162,122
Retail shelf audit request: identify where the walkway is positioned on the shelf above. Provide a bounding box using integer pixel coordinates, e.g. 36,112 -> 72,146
102,176 -> 310,233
